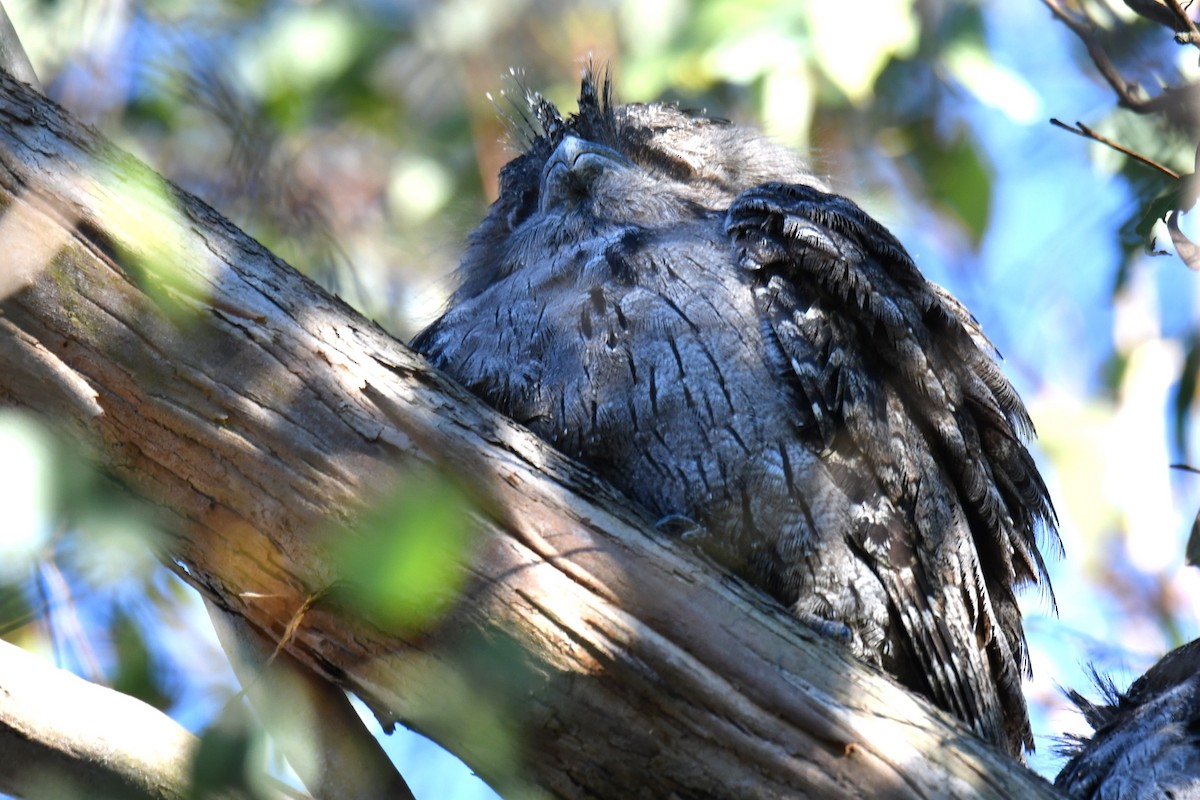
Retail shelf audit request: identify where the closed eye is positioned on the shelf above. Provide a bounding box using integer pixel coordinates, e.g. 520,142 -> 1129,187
630,144 -> 699,183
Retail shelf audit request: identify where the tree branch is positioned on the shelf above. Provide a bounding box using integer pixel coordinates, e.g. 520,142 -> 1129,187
1042,0 -> 1200,123
0,638 -> 230,800
1049,118 -> 1182,179
0,72 -> 1060,798
1165,0 -> 1200,44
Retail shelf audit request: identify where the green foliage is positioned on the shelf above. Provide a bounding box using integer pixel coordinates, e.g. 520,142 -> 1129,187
98,166 -> 207,321
1177,333 -> 1200,457
109,608 -> 170,710
404,628 -> 547,799
915,125 -> 993,246
334,470 -> 476,633
190,700 -> 273,799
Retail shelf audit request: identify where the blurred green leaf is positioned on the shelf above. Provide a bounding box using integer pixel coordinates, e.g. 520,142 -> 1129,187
191,700 -> 270,799
1187,504 -> 1200,567
806,0 -> 917,105
234,5 -> 363,102
335,470 -> 475,632
0,412 -> 55,585
397,627 -> 544,797
913,126 -> 992,246
96,162 -> 204,321
110,608 -> 170,711
1175,332 -> 1200,460
0,582 -> 36,639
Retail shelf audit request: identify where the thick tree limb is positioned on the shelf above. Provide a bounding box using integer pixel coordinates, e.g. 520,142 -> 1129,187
0,638 -> 225,800
0,72 -> 1061,798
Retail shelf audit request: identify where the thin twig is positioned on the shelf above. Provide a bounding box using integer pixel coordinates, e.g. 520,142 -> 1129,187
1049,118 -> 1182,179
1041,0 -> 1152,111
1042,0 -> 1200,119
1166,0 -> 1200,45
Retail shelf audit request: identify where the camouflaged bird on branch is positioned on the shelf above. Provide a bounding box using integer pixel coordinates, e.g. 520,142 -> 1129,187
414,68 -> 1060,759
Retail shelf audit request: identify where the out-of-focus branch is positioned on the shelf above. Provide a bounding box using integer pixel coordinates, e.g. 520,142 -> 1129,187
1042,0 -> 1154,111
1044,0 -> 1200,269
0,638 -> 245,800
1165,0 -> 1200,44
1042,0 -> 1200,122
207,602 -> 417,800
1124,0 -> 1191,33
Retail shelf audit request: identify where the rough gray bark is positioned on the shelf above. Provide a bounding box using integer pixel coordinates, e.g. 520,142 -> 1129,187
0,72 -> 1061,798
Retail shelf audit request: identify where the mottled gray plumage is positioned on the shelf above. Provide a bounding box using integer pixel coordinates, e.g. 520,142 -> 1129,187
413,70 -> 1059,757
1057,640 -> 1200,799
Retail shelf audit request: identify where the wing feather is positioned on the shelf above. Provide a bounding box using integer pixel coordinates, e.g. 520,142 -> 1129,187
727,181 -> 1058,755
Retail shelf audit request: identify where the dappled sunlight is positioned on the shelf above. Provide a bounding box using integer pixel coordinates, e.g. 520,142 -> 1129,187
0,191 -> 73,301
